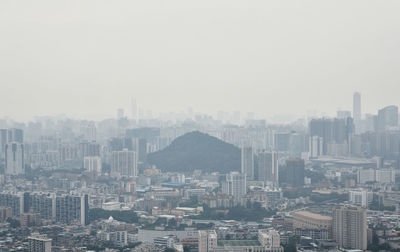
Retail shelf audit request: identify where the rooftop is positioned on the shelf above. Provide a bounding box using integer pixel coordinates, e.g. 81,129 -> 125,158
293,211 -> 332,221
218,240 -> 261,247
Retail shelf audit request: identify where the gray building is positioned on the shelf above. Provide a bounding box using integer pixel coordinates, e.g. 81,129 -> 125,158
5,142 -> 24,175
332,205 -> 367,250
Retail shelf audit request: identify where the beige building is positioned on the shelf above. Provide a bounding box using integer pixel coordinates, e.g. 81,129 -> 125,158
292,211 -> 332,231
332,205 -> 367,250
199,230 -> 218,252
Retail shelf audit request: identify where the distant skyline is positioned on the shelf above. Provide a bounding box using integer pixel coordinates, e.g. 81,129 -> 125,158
1,0 -> 400,121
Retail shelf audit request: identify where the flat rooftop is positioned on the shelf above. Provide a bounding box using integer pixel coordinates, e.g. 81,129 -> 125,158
312,157 -> 376,166
293,211 -> 332,221
218,240 -> 261,247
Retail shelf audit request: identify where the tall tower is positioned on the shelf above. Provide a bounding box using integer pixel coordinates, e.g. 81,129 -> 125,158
257,151 -> 279,187
332,205 -> 367,250
222,171 -> 247,204
241,146 -> 254,180
111,149 -> 137,177
5,142 -> 24,175
353,92 -> 361,121
131,98 -> 138,123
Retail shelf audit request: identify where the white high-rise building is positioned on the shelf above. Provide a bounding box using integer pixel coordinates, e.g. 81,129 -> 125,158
349,190 -> 371,208
257,151 -> 279,187
28,234 -> 52,252
222,171 -> 246,203
84,156 -> 102,174
241,146 -> 254,180
198,230 -> 217,252
309,136 -> 323,159
333,205 -> 367,250
111,149 -> 137,177
5,142 -> 24,175
375,169 -> 395,184
258,229 -> 281,249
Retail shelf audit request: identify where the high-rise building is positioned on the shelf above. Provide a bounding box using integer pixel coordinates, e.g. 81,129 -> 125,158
84,156 -> 102,174
258,229 -> 281,249
55,194 -> 89,225
83,122 -> 96,142
5,142 -> 24,175
309,118 -> 353,155
377,105 -> 398,131
111,149 -> 137,177
337,110 -> 352,119
117,108 -> 124,120
353,92 -> 361,122
349,190 -> 370,208
283,158 -> 305,187
138,138 -> 147,163
257,151 -> 279,187
332,205 -> 367,250
28,234 -> 52,252
289,133 -> 304,158
274,132 -> 290,152
198,230 -> 218,252
222,171 -> 247,204
309,136 -> 323,159
241,146 -> 254,180
7,128 -> 23,143
0,129 -> 7,157
131,98 -> 138,123
79,141 -> 100,159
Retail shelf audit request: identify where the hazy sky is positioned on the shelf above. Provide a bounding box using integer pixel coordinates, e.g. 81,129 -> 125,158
1,0 -> 399,121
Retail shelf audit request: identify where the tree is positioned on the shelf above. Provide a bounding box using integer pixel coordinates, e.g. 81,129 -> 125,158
6,217 -> 20,228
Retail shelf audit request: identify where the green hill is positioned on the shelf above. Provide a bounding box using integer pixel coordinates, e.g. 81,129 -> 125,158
147,131 -> 240,174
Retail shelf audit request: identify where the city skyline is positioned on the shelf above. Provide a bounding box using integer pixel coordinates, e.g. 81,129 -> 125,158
1,0 -> 400,121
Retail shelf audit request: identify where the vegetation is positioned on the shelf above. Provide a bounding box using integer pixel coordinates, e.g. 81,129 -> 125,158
89,208 -> 139,223
147,131 -> 240,173
304,170 -> 325,184
179,196 -> 199,208
369,197 -> 396,211
309,192 -> 348,203
283,188 -> 312,199
283,235 -> 299,252
6,217 -> 21,228
192,203 -> 276,222
87,241 -> 141,251
367,233 -> 393,252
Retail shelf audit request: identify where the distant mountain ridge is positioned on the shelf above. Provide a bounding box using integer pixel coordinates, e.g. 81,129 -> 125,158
147,131 -> 240,174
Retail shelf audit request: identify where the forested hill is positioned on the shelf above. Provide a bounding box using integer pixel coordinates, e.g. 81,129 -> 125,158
147,131 -> 240,174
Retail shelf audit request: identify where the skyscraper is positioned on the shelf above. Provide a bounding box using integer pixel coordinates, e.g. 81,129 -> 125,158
5,142 -> 24,175
84,156 -> 102,174
55,194 -> 89,225
0,129 -> 7,158
222,171 -> 247,204
257,151 -> 279,187
7,128 -> 23,143
241,146 -> 254,180
131,98 -> 138,123
377,105 -> 398,131
117,108 -> 124,120
353,92 -> 361,121
283,158 -> 305,187
111,149 -> 137,177
332,205 -> 367,250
